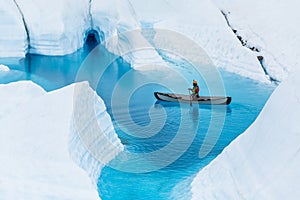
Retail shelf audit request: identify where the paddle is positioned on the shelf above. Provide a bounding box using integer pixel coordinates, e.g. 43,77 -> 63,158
188,89 -> 192,106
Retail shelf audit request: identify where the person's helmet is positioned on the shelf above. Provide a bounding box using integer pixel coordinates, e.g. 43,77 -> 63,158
193,80 -> 197,84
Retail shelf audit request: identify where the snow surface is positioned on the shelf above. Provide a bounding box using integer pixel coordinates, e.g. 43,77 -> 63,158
191,65 -> 300,199
2,0 -> 295,82
0,81 -> 44,120
0,81 -> 123,200
1,0 -> 300,199
189,1 -> 300,199
0,0 -> 166,68
129,0 -> 268,82
212,0 -> 300,82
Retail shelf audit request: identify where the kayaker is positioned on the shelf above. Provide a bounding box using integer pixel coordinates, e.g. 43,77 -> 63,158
188,80 -> 200,99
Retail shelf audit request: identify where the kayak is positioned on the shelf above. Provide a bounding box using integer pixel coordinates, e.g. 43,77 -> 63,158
154,92 -> 232,105
154,92 -> 231,105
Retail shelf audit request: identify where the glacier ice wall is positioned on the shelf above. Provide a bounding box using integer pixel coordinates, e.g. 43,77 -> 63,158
0,81 -> 101,200
0,81 -> 124,199
69,81 -> 124,184
191,66 -> 300,199
92,0 -> 166,69
189,1 -> 300,198
212,0 -> 300,82
130,0 -> 268,82
0,0 -> 27,57
15,0 -> 90,55
1,0 -> 165,69
0,0 -> 90,56
4,0 -> 292,82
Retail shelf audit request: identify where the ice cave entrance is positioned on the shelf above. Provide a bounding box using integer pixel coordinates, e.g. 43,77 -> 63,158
84,29 -> 101,49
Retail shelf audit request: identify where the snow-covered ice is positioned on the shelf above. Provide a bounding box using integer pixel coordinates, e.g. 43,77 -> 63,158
0,0 -> 166,68
191,65 -> 300,199
92,0 -> 166,69
0,81 -> 44,120
1,0 -> 300,199
0,81 -> 123,200
15,0 -> 90,55
0,0 -> 27,57
1,0 -> 297,82
69,81 -> 124,185
130,0 -> 268,82
2,0 -> 294,82
189,1 -> 300,199
212,0 -> 300,82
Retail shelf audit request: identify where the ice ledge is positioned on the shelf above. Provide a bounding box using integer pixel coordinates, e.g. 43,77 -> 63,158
0,81 -> 123,199
69,81 -> 124,184
191,68 -> 300,199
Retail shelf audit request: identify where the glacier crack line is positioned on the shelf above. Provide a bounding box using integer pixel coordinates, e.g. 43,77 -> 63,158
88,0 -> 94,29
13,0 -> 30,54
220,10 -> 279,84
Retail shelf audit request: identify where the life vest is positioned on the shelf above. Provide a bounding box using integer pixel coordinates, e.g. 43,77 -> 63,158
195,86 -> 199,94
193,85 -> 199,94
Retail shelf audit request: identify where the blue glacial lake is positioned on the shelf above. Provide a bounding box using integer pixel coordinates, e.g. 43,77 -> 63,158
0,43 -> 274,200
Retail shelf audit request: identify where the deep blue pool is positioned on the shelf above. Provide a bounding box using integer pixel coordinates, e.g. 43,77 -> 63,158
0,44 -> 274,200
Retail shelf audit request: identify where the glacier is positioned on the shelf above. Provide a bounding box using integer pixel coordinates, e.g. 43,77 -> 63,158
1,0 -> 300,199
130,0 -> 267,82
0,0 -> 266,82
190,0 -> 300,199
1,0 -> 294,82
12,0 -> 90,56
0,0 -> 165,69
0,81 -> 123,200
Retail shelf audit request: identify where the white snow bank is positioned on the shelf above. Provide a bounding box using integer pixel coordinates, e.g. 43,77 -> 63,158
0,0 -> 166,68
212,0 -> 300,82
0,0 -> 27,57
0,81 -> 45,120
130,0 -> 268,82
0,81 -> 123,199
191,67 -> 300,199
15,0 -> 90,55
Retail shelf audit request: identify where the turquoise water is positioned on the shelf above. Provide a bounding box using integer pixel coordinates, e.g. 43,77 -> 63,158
96,64 -> 274,199
0,44 -> 274,200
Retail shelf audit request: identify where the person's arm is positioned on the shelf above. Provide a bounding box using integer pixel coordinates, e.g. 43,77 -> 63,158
192,87 -> 196,94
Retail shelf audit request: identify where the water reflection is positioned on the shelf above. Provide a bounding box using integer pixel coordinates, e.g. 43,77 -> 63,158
191,106 -> 199,122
